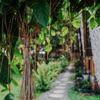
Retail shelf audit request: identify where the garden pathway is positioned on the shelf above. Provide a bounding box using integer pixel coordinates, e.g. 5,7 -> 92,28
38,64 -> 74,100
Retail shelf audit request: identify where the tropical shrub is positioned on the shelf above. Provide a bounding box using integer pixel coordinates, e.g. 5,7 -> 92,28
48,61 -> 62,80
74,61 -> 92,93
33,62 -> 52,92
33,60 -> 67,92
59,55 -> 69,71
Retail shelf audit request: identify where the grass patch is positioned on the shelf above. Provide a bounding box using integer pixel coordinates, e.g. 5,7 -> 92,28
68,88 -> 100,100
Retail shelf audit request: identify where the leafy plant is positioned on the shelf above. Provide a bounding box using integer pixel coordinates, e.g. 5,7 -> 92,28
74,61 -> 93,93
48,61 -> 62,80
33,61 -> 62,92
59,55 -> 69,71
0,54 -> 11,86
4,93 -> 14,100
33,62 -> 52,92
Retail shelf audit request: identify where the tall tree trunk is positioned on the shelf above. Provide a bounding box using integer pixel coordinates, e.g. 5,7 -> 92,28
20,36 -> 33,100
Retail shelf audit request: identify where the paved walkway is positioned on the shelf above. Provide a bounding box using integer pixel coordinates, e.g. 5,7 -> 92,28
38,64 -> 74,100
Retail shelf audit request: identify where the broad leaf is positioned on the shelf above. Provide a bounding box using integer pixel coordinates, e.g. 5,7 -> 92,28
32,0 -> 49,27
0,54 -> 11,85
60,38 -> 65,44
51,30 -> 56,36
96,18 -> 100,25
95,7 -> 100,18
83,10 -> 91,20
72,17 -> 81,29
61,27 -> 68,37
46,37 -> 50,43
44,43 -> 52,53
4,93 -> 14,100
89,17 -> 98,29
38,32 -> 45,43
12,79 -> 18,86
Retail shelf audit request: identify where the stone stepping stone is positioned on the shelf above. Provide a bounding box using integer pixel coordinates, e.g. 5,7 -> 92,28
53,89 -> 65,94
54,81 -> 61,84
66,81 -> 73,84
49,93 -> 64,98
55,86 -> 66,89
63,74 -> 70,78
59,83 -> 67,86
61,78 -> 68,82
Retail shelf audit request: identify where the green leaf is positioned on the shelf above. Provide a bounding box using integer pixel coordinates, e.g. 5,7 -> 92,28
44,43 -> 52,53
0,54 -> 11,85
38,32 -> 45,43
89,17 -> 98,29
32,0 -> 49,27
11,79 -> 18,86
95,18 -> 100,25
51,30 -> 56,36
83,10 -> 90,20
1,86 -> 8,92
52,22 -> 58,30
4,93 -> 14,100
60,38 -> 65,44
46,37 -> 50,43
61,27 -> 68,37
11,64 -> 20,75
72,17 -> 80,29
95,7 -> 100,18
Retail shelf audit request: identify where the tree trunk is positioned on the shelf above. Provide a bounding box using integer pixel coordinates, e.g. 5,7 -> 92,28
45,52 -> 48,64
34,45 -> 39,70
20,36 -> 33,100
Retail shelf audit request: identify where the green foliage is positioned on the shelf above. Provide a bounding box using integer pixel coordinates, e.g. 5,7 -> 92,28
48,62 -> 62,80
33,58 -> 67,91
69,89 -> 100,100
44,43 -> 52,53
32,0 -> 49,27
85,5 -> 100,29
11,48 -> 23,75
74,61 -> 93,93
59,56 -> 69,71
89,17 -> 98,29
71,32 -> 77,44
83,10 -> 91,20
33,56 -> 69,92
4,93 -> 14,100
95,6 -> 100,18
0,75 -> 21,100
51,35 -> 60,50
61,27 -> 68,37
33,62 -> 53,92
1,0 -> 100,98
51,30 -> 56,36
0,54 -> 11,85
72,17 -> 81,29
81,78 -> 92,91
